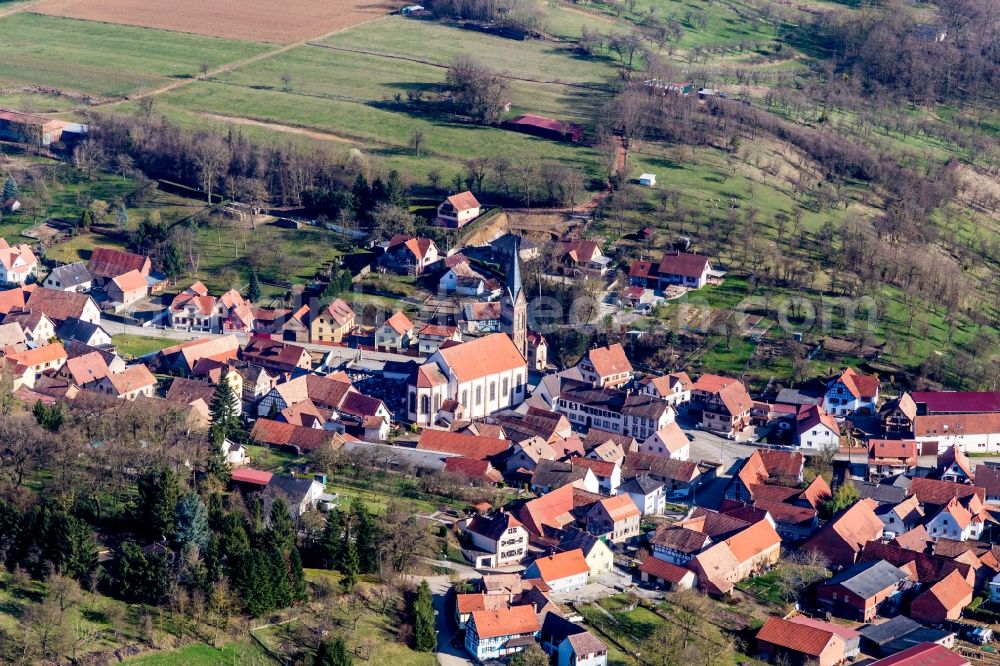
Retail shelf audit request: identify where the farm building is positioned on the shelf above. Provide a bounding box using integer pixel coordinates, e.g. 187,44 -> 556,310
436,191 -> 481,228
0,109 -> 64,146
501,114 -> 583,142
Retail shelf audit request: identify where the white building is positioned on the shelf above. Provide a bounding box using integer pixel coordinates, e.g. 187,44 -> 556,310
407,332 -> 527,425
640,422 -> 690,461
0,239 -> 37,285
522,550 -> 590,593
462,512 -> 529,568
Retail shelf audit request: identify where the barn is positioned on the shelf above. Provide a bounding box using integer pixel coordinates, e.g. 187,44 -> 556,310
501,114 -> 583,142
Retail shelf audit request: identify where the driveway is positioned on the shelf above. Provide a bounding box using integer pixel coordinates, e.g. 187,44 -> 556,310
549,568 -> 663,605
412,563 -> 478,666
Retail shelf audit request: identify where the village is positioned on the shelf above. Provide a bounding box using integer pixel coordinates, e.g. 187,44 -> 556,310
2,191 -> 1000,666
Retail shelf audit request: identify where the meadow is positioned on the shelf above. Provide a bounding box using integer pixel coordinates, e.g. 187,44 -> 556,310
0,13 -> 270,99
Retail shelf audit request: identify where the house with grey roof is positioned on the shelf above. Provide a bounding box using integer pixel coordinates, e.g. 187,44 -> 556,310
858,616 -> 955,657
815,559 -> 911,621
531,459 -> 598,494
620,474 -> 666,515
57,317 -> 112,348
43,262 -> 92,293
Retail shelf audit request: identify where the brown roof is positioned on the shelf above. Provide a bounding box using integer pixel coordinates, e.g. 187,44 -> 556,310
868,439 -> 919,462
469,605 -> 539,640
443,457 -> 503,483
802,498 -> 883,566
908,477 -> 985,507
975,465 -> 1000,498
649,525 -> 710,553
638,555 -> 692,583
87,247 -> 149,279
800,476 -> 833,508
105,364 -> 156,395
166,376 -> 216,406
725,518 -> 782,562
416,430 -> 509,459
566,631 -> 607,658
756,616 -> 835,658
860,541 -> 973,585
436,333 -> 525,382
585,343 -> 632,379
24,287 -> 94,323
913,413 -> 1000,438
419,324 -> 459,338
787,615 -> 860,641
571,457 -> 616,478
250,418 -> 338,452
622,452 -> 699,483
657,251 -> 710,279
161,335 -> 240,370
445,191 -> 480,212
912,569 -> 973,616
62,350 -> 110,384
557,239 -> 602,264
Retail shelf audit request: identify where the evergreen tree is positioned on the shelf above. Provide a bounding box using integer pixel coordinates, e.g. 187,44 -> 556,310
219,513 -> 251,561
0,499 -> 22,567
247,271 -> 262,303
173,491 -> 210,552
162,240 -> 185,281
63,514 -> 99,586
351,499 -> 377,574
136,468 -> 181,541
314,637 -> 352,666
114,541 -> 168,604
269,498 -> 295,554
383,170 -> 408,208
268,541 -> 292,609
340,538 -> 359,592
235,548 -> 276,616
289,545 -> 308,603
351,174 -> 372,219
78,208 -> 92,230
32,400 -> 64,431
208,375 -> 240,446
117,202 -> 129,228
207,492 -> 225,530
320,510 -> 343,570
413,580 -> 437,652
2,175 -> 18,202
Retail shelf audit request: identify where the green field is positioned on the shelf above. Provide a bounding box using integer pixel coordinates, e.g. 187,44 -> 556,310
122,640 -> 272,665
0,13 -> 270,98
112,334 -> 178,359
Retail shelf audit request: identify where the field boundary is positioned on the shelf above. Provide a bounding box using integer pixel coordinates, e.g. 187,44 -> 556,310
305,41 -> 614,91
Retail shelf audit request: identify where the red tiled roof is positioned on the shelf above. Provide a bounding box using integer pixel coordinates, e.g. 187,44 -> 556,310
443,457 -> 502,483
469,605 -> 539,640
912,569 -> 973,619
87,247 -> 149,279
323,298 -> 355,327
416,430 -> 509,459
585,343 -> 632,379
104,364 -> 157,395
111,269 -> 147,293
787,615 -> 859,641
909,477 -> 984,506
913,413 -> 1000,438
691,373 -> 737,393
530,549 -> 589,582
384,310 -> 414,335
446,191 -> 480,212
639,555 -> 692,583
250,418 -> 338,451
870,643 -> 969,666
231,468 -> 273,486
657,251 -> 710,279
802,498 -> 882,566
595,494 -> 640,521
756,616 -> 834,657
570,457 -> 616,478
868,439 -> 918,462
629,260 -> 655,280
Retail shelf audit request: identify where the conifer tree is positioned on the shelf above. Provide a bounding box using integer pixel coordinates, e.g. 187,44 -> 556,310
247,271 -> 262,303
320,510 -> 343,570
2,175 -> 18,202
268,498 -> 295,554
208,374 -> 240,445
289,545 -> 308,603
413,580 -> 437,652
340,538 -> 359,592
351,499 -> 377,574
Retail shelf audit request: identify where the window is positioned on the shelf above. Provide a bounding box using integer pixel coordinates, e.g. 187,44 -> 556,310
420,395 -> 430,415
503,377 -> 509,396
409,392 -> 416,414
475,386 -> 482,405
462,390 -> 468,406
489,382 -> 496,401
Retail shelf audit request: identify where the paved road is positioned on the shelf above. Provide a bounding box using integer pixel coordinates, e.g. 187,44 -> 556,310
411,560 -> 480,666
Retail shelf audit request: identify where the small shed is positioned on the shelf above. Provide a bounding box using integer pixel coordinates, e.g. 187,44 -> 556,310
638,174 -> 657,187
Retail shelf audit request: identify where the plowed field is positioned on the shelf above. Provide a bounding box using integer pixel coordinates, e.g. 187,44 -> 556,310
31,0 -> 400,43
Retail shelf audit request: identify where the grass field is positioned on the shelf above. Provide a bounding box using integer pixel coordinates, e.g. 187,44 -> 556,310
0,13 -> 270,98
112,334 -> 178,359
122,640 -> 272,665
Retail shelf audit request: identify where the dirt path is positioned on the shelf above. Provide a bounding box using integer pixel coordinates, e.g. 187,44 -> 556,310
0,0 -> 44,18
197,113 -> 355,143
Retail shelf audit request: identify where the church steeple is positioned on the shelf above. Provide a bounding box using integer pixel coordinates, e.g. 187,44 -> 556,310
501,236 -> 527,359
